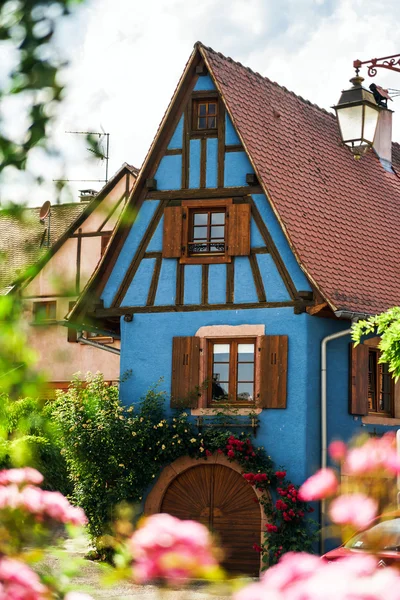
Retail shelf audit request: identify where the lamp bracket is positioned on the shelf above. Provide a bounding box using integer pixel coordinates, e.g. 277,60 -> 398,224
354,54 -> 400,78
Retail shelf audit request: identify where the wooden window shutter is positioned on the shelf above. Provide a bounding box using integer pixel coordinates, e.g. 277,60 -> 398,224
228,203 -> 250,256
349,343 -> 368,415
162,206 -> 183,258
171,336 -> 200,408
258,335 -> 288,408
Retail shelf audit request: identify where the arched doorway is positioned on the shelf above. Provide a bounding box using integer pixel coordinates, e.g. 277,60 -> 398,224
145,455 -> 264,576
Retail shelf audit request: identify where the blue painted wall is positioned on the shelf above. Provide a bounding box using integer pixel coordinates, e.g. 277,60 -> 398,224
120,308 -> 313,484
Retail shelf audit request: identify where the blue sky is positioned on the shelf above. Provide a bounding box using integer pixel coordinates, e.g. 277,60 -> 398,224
2,0 -> 400,206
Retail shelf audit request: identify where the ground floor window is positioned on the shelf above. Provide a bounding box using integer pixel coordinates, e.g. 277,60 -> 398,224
208,338 -> 255,406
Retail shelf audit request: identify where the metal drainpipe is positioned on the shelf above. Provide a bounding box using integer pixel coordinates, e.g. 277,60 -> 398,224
77,335 -> 120,355
320,324 -> 354,553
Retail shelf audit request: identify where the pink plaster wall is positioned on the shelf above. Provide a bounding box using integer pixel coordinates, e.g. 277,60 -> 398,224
22,171 -> 133,386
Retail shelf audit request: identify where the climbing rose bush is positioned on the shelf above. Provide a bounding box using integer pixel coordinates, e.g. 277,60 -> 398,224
129,513 -> 223,585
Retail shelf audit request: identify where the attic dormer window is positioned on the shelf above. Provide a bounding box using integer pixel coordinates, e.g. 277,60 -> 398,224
192,99 -> 218,132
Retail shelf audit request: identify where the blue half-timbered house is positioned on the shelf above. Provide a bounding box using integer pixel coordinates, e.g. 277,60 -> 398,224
70,43 -> 400,573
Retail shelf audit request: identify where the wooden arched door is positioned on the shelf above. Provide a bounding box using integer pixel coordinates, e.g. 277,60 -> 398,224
160,464 -> 261,576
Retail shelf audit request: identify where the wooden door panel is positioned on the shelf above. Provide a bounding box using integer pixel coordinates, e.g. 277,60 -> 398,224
160,463 -> 261,576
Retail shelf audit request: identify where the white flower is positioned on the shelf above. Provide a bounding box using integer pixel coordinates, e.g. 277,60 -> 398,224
161,445 -> 166,450
200,447 -> 204,452
132,431 -> 137,437
190,438 -> 197,443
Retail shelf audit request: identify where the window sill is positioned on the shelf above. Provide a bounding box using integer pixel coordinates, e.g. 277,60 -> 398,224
30,320 -> 58,326
362,415 -> 400,426
191,408 -> 262,416
180,255 -> 231,265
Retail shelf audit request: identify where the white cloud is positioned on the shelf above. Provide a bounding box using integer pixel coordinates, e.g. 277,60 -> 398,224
3,0 -> 400,206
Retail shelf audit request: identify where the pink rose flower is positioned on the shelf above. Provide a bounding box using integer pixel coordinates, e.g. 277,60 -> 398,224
328,440 -> 347,462
329,493 -> 378,529
344,434 -> 400,476
0,557 -> 48,599
233,552 -> 400,600
129,513 -> 219,585
298,468 -> 338,501
0,467 -> 43,487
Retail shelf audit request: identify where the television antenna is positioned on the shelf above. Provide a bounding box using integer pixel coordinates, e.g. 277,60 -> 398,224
54,130 -> 110,185
39,200 -> 51,247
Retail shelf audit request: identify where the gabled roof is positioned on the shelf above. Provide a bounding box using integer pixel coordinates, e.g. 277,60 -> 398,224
199,44 -> 400,315
71,43 -> 400,322
1,163 -> 138,295
0,202 -> 87,295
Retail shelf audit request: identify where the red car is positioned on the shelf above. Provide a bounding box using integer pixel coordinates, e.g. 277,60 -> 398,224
322,512 -> 400,567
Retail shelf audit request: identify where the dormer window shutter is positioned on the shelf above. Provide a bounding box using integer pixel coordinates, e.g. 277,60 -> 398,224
171,336 -> 200,408
257,335 -> 288,408
227,203 -> 251,256
162,206 -> 183,258
349,343 -> 368,415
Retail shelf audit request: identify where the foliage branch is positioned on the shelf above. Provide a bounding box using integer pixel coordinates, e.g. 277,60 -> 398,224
351,306 -> 400,380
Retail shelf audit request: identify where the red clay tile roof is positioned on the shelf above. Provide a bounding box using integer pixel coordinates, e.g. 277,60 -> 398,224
200,43 -> 400,315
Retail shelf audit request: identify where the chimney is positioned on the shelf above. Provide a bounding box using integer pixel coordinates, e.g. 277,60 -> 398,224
79,189 -> 98,202
373,108 -> 393,169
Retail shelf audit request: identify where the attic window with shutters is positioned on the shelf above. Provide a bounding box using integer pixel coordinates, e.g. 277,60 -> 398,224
162,199 -> 250,264
192,98 -> 218,133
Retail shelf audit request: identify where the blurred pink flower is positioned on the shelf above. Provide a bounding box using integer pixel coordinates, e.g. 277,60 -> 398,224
329,493 -> 377,529
0,468 -> 43,487
0,557 -> 48,599
233,552 -> 400,600
0,473 -> 87,527
344,434 -> 400,476
328,440 -> 347,462
129,513 -> 219,585
298,468 -> 338,501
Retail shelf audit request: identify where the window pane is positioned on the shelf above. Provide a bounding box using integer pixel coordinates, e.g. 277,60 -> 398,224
238,363 -> 254,382
198,117 -> 206,129
368,350 -> 376,411
213,344 -> 230,363
237,383 -> 254,402
211,212 -> 225,225
238,343 -> 255,362
199,104 -> 207,116
211,225 -> 225,239
208,116 -> 216,129
213,363 -> 229,382
212,380 -> 229,401
194,213 -> 208,226
208,103 -> 216,115
193,226 -> 207,240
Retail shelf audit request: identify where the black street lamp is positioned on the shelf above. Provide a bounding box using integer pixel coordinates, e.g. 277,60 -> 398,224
333,75 -> 380,159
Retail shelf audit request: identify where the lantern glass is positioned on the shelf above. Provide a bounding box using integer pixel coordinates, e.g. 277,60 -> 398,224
363,104 -> 380,144
336,104 -> 363,144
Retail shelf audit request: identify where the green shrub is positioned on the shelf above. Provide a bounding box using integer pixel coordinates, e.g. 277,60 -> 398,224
0,394 -> 71,496
51,374 -> 197,545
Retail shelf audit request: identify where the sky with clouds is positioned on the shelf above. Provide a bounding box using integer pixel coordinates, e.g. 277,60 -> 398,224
3,0 -> 400,206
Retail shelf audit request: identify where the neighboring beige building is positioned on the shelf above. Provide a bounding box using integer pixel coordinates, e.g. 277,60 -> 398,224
1,164 -> 137,394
